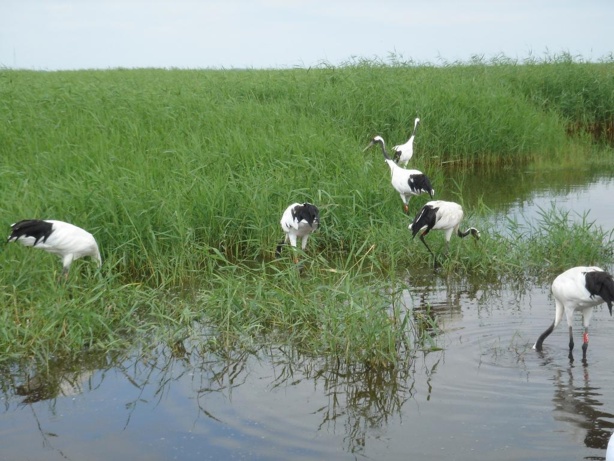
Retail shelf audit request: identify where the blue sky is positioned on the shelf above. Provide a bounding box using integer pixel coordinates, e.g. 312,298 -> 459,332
1,1 -> 612,70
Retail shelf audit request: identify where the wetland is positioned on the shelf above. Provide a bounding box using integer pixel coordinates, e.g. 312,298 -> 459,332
1,60 -> 614,459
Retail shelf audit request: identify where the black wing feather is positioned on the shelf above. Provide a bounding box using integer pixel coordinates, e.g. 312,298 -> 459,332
585,270 -> 614,311
292,203 -> 320,227
408,174 -> 434,198
8,220 -> 54,245
411,205 -> 438,238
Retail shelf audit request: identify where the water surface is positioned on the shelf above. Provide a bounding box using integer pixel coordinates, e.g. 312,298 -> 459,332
1,167 -> 614,461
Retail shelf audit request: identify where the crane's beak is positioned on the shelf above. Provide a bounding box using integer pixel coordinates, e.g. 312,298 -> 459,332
362,141 -> 374,152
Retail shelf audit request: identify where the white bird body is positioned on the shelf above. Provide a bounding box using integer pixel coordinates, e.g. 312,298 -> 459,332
8,219 -> 101,275
410,200 -> 480,257
364,136 -> 434,213
276,203 -> 320,261
533,266 -> 614,362
607,432 -> 614,461
393,117 -> 420,166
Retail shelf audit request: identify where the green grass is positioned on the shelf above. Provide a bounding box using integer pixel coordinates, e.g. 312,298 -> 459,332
1,56 -> 614,367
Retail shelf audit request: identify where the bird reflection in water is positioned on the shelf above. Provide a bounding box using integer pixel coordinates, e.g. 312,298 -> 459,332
537,355 -> 614,455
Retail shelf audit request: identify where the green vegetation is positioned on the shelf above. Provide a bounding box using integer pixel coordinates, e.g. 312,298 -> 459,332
1,55 -> 613,367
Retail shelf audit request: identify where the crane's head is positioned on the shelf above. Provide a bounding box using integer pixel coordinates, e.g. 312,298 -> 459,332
362,135 -> 384,152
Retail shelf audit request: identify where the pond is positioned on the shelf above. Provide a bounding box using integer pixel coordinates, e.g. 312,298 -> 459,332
1,165 -> 614,461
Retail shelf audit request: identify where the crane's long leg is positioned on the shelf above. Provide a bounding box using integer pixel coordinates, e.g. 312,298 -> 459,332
301,235 -> 310,250
581,328 -> 589,363
288,234 -> 299,264
61,254 -> 73,281
568,326 -> 574,362
419,233 -> 435,257
580,308 -> 593,363
401,195 -> 409,214
419,232 -> 442,269
275,237 -> 287,258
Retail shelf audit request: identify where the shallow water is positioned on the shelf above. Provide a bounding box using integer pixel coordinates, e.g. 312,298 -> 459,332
1,167 -> 614,461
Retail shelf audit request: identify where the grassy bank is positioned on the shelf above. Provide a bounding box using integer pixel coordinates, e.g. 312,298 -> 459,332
1,57 -> 614,365
2,58 -> 614,274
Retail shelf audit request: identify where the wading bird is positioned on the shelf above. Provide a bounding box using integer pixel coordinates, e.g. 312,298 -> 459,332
393,117 -> 420,166
8,219 -> 102,277
363,135 -> 434,214
409,200 -> 480,259
607,432 -> 614,461
275,203 -> 320,263
533,266 -> 614,362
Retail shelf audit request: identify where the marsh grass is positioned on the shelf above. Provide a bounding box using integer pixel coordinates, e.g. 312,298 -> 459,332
197,256 -> 422,367
1,57 -> 614,366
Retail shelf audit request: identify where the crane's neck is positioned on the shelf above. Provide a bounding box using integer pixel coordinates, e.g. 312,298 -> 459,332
375,139 -> 392,161
385,158 -> 397,174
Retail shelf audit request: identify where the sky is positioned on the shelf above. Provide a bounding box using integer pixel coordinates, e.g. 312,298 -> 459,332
1,1 -> 613,70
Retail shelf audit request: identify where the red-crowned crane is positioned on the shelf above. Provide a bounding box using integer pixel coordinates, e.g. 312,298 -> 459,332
363,135 -> 434,214
8,219 -> 102,277
393,117 -> 420,166
533,266 -> 614,362
409,200 -> 480,258
275,203 -> 320,263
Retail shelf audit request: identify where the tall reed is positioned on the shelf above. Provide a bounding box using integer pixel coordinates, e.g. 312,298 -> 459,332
1,57 -> 613,365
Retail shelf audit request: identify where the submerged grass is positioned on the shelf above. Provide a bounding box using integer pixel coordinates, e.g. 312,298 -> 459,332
1,56 -> 614,367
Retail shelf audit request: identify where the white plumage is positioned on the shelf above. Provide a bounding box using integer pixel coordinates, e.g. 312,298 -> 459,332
364,135 -> 434,214
8,219 -> 102,276
607,432 -> 614,461
410,200 -> 480,257
276,203 -> 320,262
533,266 -> 614,362
393,117 -> 420,166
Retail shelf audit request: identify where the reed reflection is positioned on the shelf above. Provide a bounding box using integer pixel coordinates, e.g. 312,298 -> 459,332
180,338 -> 442,456
265,348 -> 441,456
8,351 -> 113,405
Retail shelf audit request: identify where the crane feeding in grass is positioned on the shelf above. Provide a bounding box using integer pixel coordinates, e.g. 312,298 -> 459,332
410,200 -> 480,258
533,266 -> 614,362
8,219 -> 102,278
363,135 -> 434,214
275,203 -> 320,263
393,117 -> 420,166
